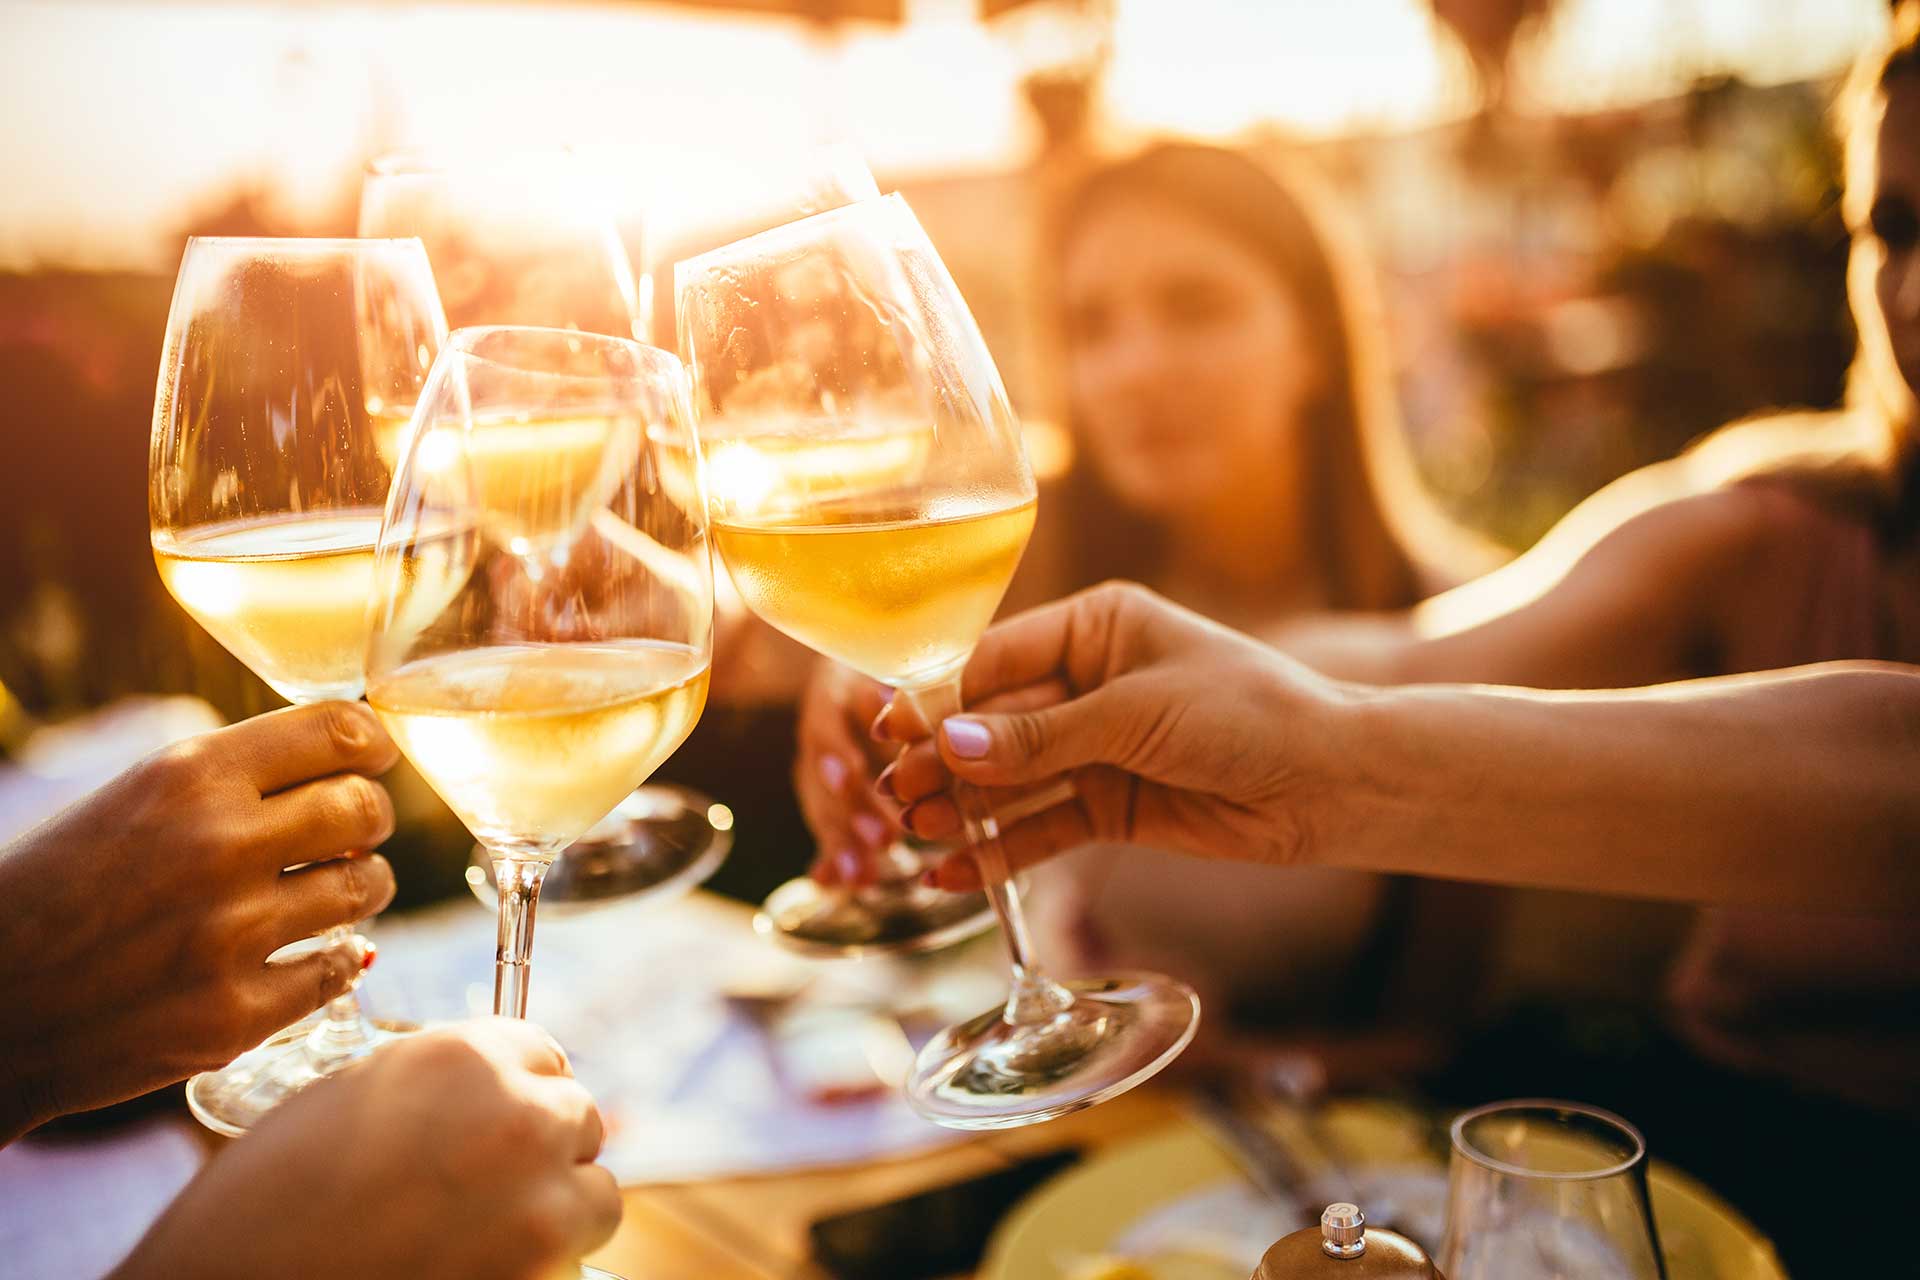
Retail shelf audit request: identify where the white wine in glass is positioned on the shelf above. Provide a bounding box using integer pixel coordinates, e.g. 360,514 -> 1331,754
712,499 -> 1037,689
148,236 -> 446,1135
365,326 -> 713,1033
361,150 -> 728,916
678,195 -> 1199,1128
152,509 -> 385,704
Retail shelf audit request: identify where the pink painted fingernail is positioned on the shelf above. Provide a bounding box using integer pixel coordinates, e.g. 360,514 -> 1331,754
819,754 -> 850,793
833,848 -> 863,884
852,812 -> 887,849
943,717 -> 991,759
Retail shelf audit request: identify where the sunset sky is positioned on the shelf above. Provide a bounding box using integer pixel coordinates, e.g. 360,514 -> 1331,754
0,0 -> 1888,271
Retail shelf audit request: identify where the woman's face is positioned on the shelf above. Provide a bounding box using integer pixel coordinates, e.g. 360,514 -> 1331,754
1866,78 -> 1920,406
1061,194 -> 1323,518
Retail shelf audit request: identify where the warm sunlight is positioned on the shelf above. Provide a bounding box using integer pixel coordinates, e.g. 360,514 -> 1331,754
0,0 -> 1888,270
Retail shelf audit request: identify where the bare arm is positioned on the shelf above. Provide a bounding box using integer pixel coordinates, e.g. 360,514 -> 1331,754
1274,458 -> 1742,688
1324,661 -> 1920,910
877,585 -> 1920,914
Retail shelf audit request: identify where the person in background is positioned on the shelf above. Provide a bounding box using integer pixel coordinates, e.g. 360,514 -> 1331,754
798,143 -> 1503,1063
874,10 -> 1920,1265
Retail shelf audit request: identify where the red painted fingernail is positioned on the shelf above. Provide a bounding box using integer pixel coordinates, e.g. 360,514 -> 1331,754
360,942 -> 378,972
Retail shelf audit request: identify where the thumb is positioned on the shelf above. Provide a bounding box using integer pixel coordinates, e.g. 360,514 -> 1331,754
936,687 -> 1127,787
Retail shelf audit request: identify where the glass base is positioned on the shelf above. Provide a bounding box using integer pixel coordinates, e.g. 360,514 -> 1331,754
466,784 -> 731,915
905,973 -> 1200,1130
580,1268 -> 623,1279
185,1015 -> 420,1137
755,871 -> 1000,958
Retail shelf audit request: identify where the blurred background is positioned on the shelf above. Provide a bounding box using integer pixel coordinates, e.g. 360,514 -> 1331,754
0,0 -> 1891,911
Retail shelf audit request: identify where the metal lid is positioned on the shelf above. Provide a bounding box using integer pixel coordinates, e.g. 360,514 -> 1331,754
1250,1204 -> 1444,1279
1321,1204 -> 1366,1258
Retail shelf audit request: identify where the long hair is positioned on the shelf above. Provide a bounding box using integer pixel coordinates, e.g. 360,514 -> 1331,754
1688,2 -> 1920,536
1050,143 -> 1493,611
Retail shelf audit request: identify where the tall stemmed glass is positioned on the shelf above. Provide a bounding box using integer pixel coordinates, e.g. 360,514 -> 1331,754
359,151 -> 644,340
364,326 -> 712,1031
149,236 -> 445,1134
361,151 -> 729,914
677,195 -> 1199,1127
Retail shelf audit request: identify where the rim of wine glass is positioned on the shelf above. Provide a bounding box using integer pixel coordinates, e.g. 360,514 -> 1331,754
671,190 -> 913,288
443,324 -> 686,383
1448,1098 -> 1649,1182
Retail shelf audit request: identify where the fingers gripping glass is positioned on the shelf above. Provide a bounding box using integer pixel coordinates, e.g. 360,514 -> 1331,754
149,236 -> 445,1135
677,195 -> 1198,1128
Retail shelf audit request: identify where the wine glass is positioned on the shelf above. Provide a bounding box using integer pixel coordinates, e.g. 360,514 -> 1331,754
677,194 -> 1199,1127
1440,1100 -> 1669,1280
364,324 -> 712,1026
149,236 -> 446,1134
361,150 -> 726,913
359,150 -> 644,339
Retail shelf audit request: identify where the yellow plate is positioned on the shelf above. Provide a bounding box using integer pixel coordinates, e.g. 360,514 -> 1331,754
983,1101 -> 1787,1280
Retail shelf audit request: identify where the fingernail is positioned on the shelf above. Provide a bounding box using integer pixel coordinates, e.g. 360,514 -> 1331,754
943,717 -> 991,759
360,941 -> 378,972
819,754 -> 850,793
870,704 -> 895,741
874,761 -> 898,800
902,798 -> 951,840
852,812 -> 888,850
833,847 -> 863,884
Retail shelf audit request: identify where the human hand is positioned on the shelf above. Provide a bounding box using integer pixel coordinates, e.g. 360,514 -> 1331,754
875,583 -> 1351,888
0,702 -> 399,1144
792,659 -> 898,886
114,1018 -> 621,1280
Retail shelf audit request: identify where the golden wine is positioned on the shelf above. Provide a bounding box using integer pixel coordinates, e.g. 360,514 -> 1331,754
154,510 -> 383,702
373,409 -> 635,554
699,415 -> 937,521
367,641 -> 709,857
713,499 -> 1036,687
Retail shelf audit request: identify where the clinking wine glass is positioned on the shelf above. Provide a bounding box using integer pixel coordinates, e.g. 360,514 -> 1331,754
1440,1099 -> 1669,1280
365,327 -> 709,1280
364,323 -> 712,1023
677,194 -> 1199,1127
149,236 -> 446,1134
361,150 -> 728,915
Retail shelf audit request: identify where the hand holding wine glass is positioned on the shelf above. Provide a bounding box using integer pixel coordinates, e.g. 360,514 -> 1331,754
678,194 -> 1198,1127
149,236 -> 445,1133
0,704 -> 396,1147
111,1018 -> 620,1280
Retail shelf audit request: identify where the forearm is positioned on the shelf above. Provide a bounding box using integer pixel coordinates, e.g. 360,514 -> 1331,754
1320,662 -> 1920,911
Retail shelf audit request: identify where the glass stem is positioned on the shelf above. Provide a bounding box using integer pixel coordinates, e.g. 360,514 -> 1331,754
903,677 -> 1074,1029
493,856 -> 548,1019
304,924 -> 371,1060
